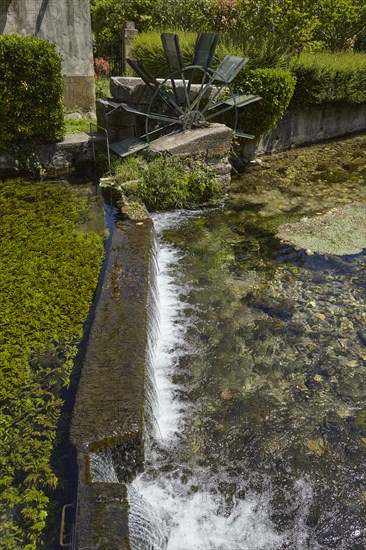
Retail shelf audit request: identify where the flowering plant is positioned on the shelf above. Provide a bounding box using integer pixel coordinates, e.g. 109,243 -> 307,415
94,57 -> 111,79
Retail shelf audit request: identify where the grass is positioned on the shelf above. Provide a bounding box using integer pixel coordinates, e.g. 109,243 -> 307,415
291,50 -> 366,71
64,117 -> 93,135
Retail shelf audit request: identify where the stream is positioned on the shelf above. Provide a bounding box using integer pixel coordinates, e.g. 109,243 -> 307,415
128,136 -> 366,549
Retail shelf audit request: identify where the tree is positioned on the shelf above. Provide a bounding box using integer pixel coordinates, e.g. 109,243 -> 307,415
90,0 -> 159,43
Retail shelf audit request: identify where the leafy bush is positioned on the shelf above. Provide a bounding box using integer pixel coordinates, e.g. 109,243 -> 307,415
95,76 -> 111,99
114,155 -> 147,183
91,0 -> 158,42
289,52 -> 366,110
233,68 -> 297,136
114,156 -> 223,210
0,180 -> 104,548
140,0 -> 366,53
0,35 -> 65,148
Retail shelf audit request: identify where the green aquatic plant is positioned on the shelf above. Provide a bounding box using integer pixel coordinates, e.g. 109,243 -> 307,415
0,179 -> 104,548
113,156 -> 223,211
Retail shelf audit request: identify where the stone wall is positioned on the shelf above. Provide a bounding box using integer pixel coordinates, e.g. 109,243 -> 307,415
0,0 -> 95,110
239,102 -> 366,160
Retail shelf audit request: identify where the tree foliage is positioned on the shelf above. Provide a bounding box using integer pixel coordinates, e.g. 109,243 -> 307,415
90,0 -> 159,42
91,0 -> 366,53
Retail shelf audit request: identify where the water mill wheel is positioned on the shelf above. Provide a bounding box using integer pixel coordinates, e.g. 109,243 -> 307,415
102,32 -> 261,158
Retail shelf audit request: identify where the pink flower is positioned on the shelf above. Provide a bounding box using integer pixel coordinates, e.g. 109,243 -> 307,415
94,58 -> 110,78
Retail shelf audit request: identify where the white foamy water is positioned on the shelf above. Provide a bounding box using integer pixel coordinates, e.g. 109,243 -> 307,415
90,447 -> 119,483
131,475 -> 286,550
151,242 -> 192,442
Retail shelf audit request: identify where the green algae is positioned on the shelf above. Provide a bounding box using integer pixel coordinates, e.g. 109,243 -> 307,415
0,179 -> 105,548
277,203 -> 366,255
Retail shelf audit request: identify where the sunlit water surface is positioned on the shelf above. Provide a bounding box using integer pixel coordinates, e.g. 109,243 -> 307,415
129,139 -> 366,549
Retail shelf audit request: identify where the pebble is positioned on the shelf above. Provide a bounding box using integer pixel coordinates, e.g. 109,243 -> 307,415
315,313 -> 326,321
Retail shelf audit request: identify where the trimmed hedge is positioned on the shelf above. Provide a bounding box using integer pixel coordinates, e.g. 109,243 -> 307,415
289,52 -> 366,110
233,69 -> 297,136
0,35 -> 65,148
130,32 -> 296,136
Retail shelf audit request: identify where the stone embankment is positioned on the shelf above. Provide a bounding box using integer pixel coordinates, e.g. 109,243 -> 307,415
70,207 -> 153,549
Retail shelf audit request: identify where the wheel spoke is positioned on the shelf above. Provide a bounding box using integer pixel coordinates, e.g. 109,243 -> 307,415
188,33 -> 218,96
121,102 -> 182,125
161,33 -> 190,109
127,58 -> 183,116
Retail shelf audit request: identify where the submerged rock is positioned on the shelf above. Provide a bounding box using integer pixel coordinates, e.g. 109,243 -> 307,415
276,204 -> 366,255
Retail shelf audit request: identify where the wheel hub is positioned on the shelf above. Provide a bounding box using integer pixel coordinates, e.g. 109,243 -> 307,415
179,110 -> 208,130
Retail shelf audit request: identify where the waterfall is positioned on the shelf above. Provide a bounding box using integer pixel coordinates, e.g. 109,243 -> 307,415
144,227 -> 160,439
90,447 -> 119,483
128,485 -> 168,550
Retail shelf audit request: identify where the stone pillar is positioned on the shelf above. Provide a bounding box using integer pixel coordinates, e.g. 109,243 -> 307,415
120,21 -> 138,76
0,0 -> 96,111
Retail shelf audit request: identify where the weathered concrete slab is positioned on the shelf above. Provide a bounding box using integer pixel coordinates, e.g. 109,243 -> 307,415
240,103 -> 366,160
0,132 -> 107,177
277,203 -> 366,255
145,123 -> 231,157
110,76 -> 214,104
144,123 -> 233,186
70,218 -> 154,547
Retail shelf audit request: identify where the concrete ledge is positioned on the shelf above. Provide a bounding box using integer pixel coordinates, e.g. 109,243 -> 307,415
70,219 -> 154,547
74,452 -> 130,550
0,132 -> 107,178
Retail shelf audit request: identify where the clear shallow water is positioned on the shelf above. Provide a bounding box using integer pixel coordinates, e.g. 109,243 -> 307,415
129,140 -> 366,549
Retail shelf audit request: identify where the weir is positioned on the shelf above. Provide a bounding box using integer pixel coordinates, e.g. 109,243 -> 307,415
70,210 -> 157,548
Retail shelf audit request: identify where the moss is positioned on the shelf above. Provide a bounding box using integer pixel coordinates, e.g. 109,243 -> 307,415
0,179 -> 104,548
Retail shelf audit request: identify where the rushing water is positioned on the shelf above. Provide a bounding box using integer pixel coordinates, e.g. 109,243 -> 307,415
129,138 -> 366,549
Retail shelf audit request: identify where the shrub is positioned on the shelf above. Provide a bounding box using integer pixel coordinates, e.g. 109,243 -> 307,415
0,35 -> 65,148
114,156 -> 223,210
231,68 -> 297,136
289,52 -> 366,110
91,0 -> 158,43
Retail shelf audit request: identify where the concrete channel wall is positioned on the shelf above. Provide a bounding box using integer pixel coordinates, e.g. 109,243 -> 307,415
70,218 -> 154,549
240,102 -> 366,159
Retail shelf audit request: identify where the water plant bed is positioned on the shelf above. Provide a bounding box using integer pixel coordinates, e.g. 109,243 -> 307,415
277,203 -> 366,255
0,179 -> 104,548
128,134 -> 366,548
